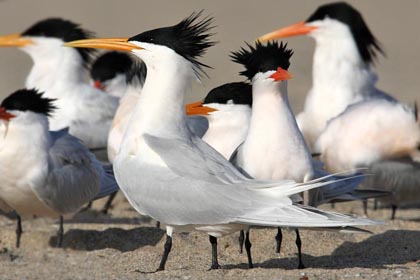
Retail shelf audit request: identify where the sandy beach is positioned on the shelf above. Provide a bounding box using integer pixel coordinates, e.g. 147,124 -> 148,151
1,196 -> 420,279
0,0 -> 419,279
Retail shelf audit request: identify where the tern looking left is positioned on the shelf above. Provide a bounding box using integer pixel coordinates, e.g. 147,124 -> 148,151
0,89 -> 119,248
0,18 -> 119,150
66,11 -> 380,271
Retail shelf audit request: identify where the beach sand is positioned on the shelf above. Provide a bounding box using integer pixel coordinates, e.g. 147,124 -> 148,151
0,196 -> 419,279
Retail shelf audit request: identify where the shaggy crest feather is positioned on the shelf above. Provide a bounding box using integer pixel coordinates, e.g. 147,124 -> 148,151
230,41 -> 293,80
1,89 -> 56,116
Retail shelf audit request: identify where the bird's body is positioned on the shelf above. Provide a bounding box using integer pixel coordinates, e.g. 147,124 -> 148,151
314,98 -> 420,217
0,89 -> 119,246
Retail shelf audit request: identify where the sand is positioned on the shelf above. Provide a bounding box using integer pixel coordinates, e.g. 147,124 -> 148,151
0,195 -> 419,280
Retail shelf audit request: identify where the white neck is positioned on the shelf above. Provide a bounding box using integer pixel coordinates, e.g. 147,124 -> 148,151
202,104 -> 251,159
311,36 -> 376,102
23,39 -> 87,93
120,49 -> 194,155
239,77 -> 313,181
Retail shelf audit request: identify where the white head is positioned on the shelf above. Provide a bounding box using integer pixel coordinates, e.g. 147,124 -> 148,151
259,2 -> 384,65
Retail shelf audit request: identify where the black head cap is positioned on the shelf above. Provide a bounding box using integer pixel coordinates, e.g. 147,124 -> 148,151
203,82 -> 252,107
22,18 -> 96,67
306,2 -> 384,64
128,11 -> 216,77
90,51 -> 147,86
230,41 -> 293,80
1,89 -> 56,116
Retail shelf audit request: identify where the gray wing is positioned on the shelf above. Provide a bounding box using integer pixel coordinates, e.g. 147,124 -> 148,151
186,115 -> 209,138
143,134 -> 251,184
363,157 -> 420,207
135,134 -> 377,227
31,130 -> 101,214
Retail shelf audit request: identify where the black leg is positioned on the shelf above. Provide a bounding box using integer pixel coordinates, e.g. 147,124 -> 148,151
157,234 -> 172,271
373,199 -> 378,210
331,202 -> 335,209
391,204 -> 397,220
56,215 -> 64,248
15,215 -> 22,248
245,231 -> 253,269
209,235 -> 221,270
156,221 -> 161,228
238,230 -> 244,254
363,200 -> 368,216
295,229 -> 305,269
80,201 -> 92,212
101,192 -> 118,214
275,227 -> 283,253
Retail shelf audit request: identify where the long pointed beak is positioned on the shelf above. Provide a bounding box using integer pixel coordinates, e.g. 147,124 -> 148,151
269,67 -> 293,82
258,21 -> 318,42
0,33 -> 33,47
185,101 -> 217,116
64,37 -> 143,52
0,107 -> 16,121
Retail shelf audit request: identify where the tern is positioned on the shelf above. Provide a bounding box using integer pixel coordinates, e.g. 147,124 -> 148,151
0,89 -> 119,248
66,12 -> 380,271
0,18 -> 119,150
88,51 -> 211,214
258,2 -> 395,149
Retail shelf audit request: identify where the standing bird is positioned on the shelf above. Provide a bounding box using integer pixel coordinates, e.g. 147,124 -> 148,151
88,51 -> 210,214
314,99 -> 420,219
0,89 -> 119,248
0,18 -> 119,150
229,41 -> 311,269
258,2 -> 395,149
66,12 -> 379,271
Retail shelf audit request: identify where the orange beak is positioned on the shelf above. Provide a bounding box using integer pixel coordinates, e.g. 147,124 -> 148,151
185,101 -> 217,116
0,33 -> 34,47
258,21 -> 318,42
94,80 -> 105,90
269,67 -> 293,82
64,37 -> 143,52
0,107 -> 16,121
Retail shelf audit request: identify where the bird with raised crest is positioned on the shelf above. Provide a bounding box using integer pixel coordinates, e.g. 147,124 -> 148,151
66,11 -> 380,271
0,89 -> 119,248
0,18 -> 119,151
87,51 -> 211,214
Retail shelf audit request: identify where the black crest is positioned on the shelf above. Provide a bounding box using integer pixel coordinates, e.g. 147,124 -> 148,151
203,82 -> 252,107
90,51 -> 147,86
129,11 -> 216,77
1,89 -> 56,116
230,41 -> 293,80
306,2 -> 384,64
22,18 -> 96,67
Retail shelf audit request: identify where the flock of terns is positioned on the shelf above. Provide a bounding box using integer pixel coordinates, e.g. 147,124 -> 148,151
0,1 -> 419,272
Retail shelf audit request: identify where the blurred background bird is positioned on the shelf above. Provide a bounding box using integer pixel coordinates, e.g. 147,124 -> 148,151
0,89 -> 118,248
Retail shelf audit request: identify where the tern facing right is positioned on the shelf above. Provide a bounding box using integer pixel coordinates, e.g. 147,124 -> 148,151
66,12 -> 380,271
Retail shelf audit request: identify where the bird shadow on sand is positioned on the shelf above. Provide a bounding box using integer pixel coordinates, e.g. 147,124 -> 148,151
64,210 -> 153,225
224,230 -> 420,270
49,226 -> 164,252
